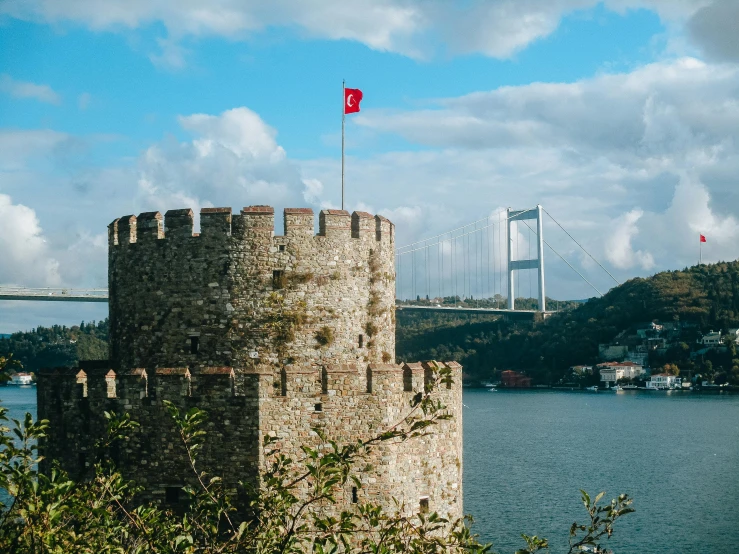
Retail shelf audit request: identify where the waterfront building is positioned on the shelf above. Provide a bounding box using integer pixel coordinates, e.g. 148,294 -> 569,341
9,372 -> 33,385
647,373 -> 681,389
598,361 -> 644,387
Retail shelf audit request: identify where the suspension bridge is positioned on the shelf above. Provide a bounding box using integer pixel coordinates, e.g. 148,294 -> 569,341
0,205 -> 618,318
394,205 -> 618,318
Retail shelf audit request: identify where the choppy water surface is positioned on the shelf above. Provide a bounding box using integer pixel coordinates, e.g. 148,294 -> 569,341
2,387 -> 738,553
464,389 -> 739,554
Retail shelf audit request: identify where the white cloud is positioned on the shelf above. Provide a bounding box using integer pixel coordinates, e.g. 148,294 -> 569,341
0,0 -> 719,64
0,194 -> 61,286
0,74 -> 61,104
301,178 -> 324,206
605,209 -> 655,270
133,107 -> 312,221
358,58 -> 739,158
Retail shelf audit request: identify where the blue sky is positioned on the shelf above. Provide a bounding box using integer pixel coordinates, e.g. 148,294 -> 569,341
1,0 -> 739,332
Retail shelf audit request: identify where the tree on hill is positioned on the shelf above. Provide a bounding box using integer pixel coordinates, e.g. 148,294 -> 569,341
0,320 -> 109,373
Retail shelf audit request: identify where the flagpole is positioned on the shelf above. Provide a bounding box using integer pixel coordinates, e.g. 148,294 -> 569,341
700,233 -> 702,265
341,79 -> 345,211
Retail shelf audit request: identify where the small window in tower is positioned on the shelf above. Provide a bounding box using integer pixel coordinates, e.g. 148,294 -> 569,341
190,336 -> 199,354
419,497 -> 429,514
165,486 -> 181,504
314,402 -> 323,412
358,334 -> 364,348
279,244 -> 286,252
273,270 -> 286,289
352,486 -> 358,504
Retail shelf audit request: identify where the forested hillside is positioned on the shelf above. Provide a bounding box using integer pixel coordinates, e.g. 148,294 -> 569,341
0,321 -> 109,373
397,261 -> 739,384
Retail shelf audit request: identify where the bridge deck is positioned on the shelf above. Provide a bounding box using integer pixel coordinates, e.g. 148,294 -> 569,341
396,305 -> 553,318
0,287 -> 109,303
0,288 -> 554,316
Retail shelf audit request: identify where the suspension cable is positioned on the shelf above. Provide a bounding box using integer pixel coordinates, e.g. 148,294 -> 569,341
396,209 -> 505,252
395,206 -> 537,254
528,224 -> 532,305
519,219 -> 604,297
543,207 -> 620,285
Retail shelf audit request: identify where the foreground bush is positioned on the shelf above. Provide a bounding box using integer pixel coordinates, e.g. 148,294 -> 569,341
0,360 -> 632,553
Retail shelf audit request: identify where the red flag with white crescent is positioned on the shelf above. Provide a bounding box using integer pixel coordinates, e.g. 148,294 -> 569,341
344,87 -> 363,114
700,234 -> 706,243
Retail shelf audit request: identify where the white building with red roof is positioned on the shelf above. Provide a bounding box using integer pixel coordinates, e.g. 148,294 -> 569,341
597,361 -> 645,386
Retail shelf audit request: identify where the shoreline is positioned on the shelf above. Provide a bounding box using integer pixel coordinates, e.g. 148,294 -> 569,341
464,384 -> 739,394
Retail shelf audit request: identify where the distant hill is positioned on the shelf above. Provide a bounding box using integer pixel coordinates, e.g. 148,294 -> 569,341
0,321 -> 109,373
396,261 -> 739,384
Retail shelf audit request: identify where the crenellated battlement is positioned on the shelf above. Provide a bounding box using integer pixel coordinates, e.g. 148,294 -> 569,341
107,205 -> 397,373
107,206 -> 394,246
38,361 -> 461,408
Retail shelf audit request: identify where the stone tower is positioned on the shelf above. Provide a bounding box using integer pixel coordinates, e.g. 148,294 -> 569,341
37,206 -> 463,521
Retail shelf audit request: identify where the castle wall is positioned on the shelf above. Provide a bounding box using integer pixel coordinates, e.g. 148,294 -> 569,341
39,204 -> 463,524
38,360 -> 463,519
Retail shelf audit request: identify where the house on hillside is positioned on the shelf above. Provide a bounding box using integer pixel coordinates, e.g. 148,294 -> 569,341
598,361 -> 645,387
635,322 -> 663,339
698,330 -> 722,346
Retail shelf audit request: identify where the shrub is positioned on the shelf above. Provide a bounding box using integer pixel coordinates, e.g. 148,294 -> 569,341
315,326 -> 334,347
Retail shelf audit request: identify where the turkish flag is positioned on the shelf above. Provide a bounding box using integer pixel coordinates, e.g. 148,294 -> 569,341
700,234 -> 707,243
344,87 -> 363,114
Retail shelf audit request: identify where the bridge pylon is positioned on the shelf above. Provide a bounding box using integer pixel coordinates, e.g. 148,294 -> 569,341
507,205 -> 545,312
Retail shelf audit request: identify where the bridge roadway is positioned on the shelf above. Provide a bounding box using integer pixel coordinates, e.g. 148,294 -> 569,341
395,304 -> 553,319
0,287 -> 108,303
0,287 -> 554,318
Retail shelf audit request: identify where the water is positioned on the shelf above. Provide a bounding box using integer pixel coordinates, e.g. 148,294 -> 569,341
0,386 -> 37,422
465,389 -> 739,554
1,387 -> 737,552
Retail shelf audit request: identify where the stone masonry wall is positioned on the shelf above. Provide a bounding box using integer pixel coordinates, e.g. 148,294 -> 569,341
108,207 -> 395,373
38,360 -> 463,519
38,205 -> 463,523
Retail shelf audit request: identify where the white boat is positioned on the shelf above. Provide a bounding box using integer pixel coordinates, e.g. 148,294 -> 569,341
585,385 -> 599,392
611,385 -> 623,391
622,384 -> 638,390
